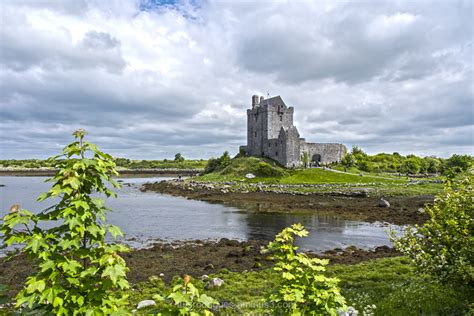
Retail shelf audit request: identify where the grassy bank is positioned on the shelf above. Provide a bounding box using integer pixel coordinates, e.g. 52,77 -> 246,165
195,157 -> 443,196
127,256 -> 472,315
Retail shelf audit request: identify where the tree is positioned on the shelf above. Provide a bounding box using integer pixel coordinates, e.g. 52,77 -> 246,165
351,146 -> 366,157
391,177 -> 474,285
340,153 -> 356,172
174,153 -> 185,163
1,129 -> 129,314
400,157 -> 421,174
423,157 -> 441,173
263,224 -> 346,314
443,154 -> 472,175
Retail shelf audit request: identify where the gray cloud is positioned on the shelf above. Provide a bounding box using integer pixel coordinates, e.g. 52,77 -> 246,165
0,0 -> 472,159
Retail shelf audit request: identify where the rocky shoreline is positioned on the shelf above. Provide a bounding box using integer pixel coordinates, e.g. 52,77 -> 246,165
0,239 -> 400,298
142,180 -> 432,225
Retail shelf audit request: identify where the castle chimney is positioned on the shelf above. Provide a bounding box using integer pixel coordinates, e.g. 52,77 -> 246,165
252,95 -> 259,108
260,96 -> 264,103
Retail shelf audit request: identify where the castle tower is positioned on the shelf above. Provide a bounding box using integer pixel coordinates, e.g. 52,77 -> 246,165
246,95 -> 294,157
242,94 -> 345,167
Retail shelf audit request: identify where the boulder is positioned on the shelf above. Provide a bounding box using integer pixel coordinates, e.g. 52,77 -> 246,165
378,198 -> 390,208
201,274 -> 209,281
137,300 -> 156,310
245,173 -> 256,179
338,306 -> 359,316
206,277 -> 225,288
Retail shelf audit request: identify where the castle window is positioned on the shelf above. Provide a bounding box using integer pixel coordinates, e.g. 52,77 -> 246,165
280,116 -> 283,122
268,143 -> 271,147
255,132 -> 257,137
276,151 -> 278,156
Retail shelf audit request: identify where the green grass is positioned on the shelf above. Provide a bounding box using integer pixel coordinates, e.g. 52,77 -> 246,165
198,157 -> 411,185
127,257 -> 472,315
198,157 -> 400,184
280,168 -> 405,184
194,157 -> 445,196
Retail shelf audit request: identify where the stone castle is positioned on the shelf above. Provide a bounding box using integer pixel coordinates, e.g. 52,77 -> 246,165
240,95 -> 345,168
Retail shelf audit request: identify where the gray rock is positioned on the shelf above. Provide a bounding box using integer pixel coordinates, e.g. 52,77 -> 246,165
338,306 -> 359,316
378,198 -> 390,208
201,274 -> 209,281
204,263 -> 215,270
137,300 -> 156,309
206,277 -> 224,288
245,173 -> 255,179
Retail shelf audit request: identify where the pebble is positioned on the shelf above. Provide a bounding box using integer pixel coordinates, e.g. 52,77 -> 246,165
206,277 -> 225,288
137,300 -> 156,309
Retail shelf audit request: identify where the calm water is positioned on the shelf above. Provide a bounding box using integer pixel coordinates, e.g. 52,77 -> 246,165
0,177 -> 398,253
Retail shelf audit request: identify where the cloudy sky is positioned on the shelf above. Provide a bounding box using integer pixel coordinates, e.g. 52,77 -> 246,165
0,0 -> 472,159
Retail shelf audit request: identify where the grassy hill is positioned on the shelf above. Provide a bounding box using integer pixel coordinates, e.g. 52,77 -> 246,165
198,157 -> 406,184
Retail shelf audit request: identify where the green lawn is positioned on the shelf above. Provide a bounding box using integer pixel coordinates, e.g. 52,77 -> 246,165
197,157 -> 406,184
128,257 -> 472,315
194,157 -> 446,196
280,168 -> 405,184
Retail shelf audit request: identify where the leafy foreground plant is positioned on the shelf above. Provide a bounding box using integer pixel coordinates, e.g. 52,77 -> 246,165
263,223 -> 346,315
1,129 -> 129,315
391,176 -> 474,286
150,275 -> 218,315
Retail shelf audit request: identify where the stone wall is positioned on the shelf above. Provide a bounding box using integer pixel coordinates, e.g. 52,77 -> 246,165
301,142 -> 346,165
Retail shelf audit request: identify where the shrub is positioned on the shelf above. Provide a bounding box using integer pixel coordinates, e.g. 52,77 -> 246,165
357,160 -> 372,172
400,157 -> 421,174
152,275 -> 218,315
340,153 -> 356,171
219,151 -> 231,169
442,154 -> 473,176
424,157 -> 441,173
204,158 -> 220,174
391,177 -> 474,285
263,224 -> 346,315
1,129 -> 129,314
254,161 -> 284,177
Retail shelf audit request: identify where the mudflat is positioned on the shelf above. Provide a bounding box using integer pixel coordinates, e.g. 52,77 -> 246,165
142,181 -> 432,225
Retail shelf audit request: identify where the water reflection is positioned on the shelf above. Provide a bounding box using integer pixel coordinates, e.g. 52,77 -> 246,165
0,177 -> 396,253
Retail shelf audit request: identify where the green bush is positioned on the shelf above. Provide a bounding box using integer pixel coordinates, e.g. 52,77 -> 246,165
442,154 -> 473,176
263,224 -> 346,315
391,177 -> 474,285
151,275 -> 218,315
400,157 -> 421,174
255,161 -> 285,177
357,160 -> 372,172
340,153 -> 355,171
1,129 -> 129,314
